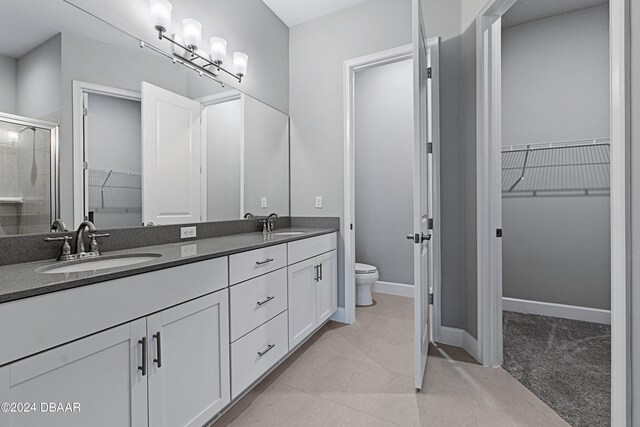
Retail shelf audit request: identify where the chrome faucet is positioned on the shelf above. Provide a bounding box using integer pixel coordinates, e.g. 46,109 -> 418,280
45,220 -> 109,261
267,213 -> 279,233
75,221 -> 97,254
50,219 -> 68,233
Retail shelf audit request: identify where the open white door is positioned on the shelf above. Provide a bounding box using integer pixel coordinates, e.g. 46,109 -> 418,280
141,82 -> 202,225
411,0 -> 431,390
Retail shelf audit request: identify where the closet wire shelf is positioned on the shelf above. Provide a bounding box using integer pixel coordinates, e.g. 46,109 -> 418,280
501,137 -> 610,197
88,168 -> 142,212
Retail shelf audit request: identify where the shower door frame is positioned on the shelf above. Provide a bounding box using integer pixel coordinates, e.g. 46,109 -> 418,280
0,112 -> 60,229
475,0 -> 630,424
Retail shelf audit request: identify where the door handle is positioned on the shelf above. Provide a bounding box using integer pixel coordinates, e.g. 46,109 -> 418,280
257,296 -> 275,306
314,265 -> 319,282
256,258 -> 274,266
319,263 -> 323,280
407,233 -> 431,243
153,332 -> 162,368
257,344 -> 276,357
138,337 -> 147,376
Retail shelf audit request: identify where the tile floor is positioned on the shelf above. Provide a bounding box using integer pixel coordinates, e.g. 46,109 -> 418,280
214,293 -> 569,427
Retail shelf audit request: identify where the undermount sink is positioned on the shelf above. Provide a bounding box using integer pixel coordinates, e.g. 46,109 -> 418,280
37,253 -> 162,274
271,231 -> 305,236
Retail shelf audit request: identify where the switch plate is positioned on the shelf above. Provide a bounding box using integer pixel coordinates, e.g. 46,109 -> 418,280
315,196 -> 323,209
261,197 -> 268,208
180,226 -> 197,239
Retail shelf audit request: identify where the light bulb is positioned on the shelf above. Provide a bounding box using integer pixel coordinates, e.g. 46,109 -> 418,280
233,52 -> 248,79
209,37 -> 227,65
150,0 -> 172,34
182,18 -> 202,50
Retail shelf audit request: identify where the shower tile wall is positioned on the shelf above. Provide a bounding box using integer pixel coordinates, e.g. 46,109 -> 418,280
0,140 -> 19,235
16,129 -> 50,235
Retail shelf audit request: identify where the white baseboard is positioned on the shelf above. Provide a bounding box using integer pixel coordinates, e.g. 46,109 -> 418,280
503,297 -> 611,325
330,307 -> 347,324
372,281 -> 414,298
437,326 -> 479,363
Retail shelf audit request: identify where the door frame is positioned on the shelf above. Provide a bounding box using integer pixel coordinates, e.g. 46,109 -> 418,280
475,0 -> 630,424
342,41 -> 441,331
72,81 -> 141,228
342,44 -> 413,325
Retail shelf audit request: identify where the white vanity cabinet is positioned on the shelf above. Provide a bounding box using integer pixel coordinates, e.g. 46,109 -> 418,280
147,291 -> 230,427
0,319 -> 149,427
0,290 -> 230,427
287,234 -> 338,350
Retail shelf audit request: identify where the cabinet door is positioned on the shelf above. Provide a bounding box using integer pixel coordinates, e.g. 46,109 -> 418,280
316,250 -> 338,324
147,290 -> 230,427
287,257 -> 318,350
0,319 -> 147,427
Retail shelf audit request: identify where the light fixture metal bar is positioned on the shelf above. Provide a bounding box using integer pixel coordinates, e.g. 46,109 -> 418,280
139,40 -> 225,88
159,31 -> 242,83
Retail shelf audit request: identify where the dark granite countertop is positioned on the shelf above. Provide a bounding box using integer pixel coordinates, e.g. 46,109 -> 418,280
0,227 -> 338,304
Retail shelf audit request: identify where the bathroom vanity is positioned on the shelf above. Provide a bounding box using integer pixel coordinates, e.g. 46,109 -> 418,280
0,228 -> 337,427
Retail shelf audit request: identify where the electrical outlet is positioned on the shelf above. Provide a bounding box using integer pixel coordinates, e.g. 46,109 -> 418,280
315,196 -> 323,209
181,244 -> 197,257
180,226 -> 197,239
261,197 -> 268,208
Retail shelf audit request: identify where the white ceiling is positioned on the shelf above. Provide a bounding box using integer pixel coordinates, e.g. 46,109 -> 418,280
261,0 -> 369,27
503,0 -> 608,27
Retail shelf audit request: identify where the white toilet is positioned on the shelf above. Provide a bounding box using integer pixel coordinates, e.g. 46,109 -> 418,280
355,263 -> 379,307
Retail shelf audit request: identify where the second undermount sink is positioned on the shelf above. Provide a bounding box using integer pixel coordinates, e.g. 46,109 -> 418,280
37,253 -> 162,274
271,231 -> 305,236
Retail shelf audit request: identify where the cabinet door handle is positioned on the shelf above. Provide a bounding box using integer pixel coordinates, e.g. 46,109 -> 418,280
257,344 -> 276,357
138,337 -> 147,376
256,258 -> 274,266
314,265 -> 319,282
319,263 -> 323,280
153,332 -> 162,368
257,296 -> 275,306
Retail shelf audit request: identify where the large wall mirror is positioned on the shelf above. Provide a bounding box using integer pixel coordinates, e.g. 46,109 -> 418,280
0,0 -> 289,236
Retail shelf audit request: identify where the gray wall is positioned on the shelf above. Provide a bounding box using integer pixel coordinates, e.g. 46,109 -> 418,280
289,0 -> 413,307
502,5 -> 610,144
0,54 -> 17,114
243,95 -> 290,217
16,34 -> 62,120
354,58 -> 413,286
501,5 -> 611,310
206,98 -> 242,221
86,93 -> 142,229
630,0 -> 639,422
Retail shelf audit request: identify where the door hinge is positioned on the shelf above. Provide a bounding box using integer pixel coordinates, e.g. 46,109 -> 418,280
427,142 -> 433,154
350,223 -> 353,230
82,107 -> 88,116
496,228 -> 503,238
82,162 -> 88,170
427,67 -> 432,79
429,293 -> 434,305
428,218 -> 433,230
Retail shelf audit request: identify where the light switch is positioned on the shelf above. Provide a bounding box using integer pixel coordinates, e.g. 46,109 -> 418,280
315,196 -> 323,209
261,197 -> 268,208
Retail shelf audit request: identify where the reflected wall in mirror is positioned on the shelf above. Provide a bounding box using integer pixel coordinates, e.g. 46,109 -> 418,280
0,1 -> 290,236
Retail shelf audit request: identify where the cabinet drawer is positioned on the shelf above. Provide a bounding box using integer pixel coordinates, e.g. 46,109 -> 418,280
230,311 -> 288,398
230,269 -> 287,342
287,233 -> 337,265
229,244 -> 287,284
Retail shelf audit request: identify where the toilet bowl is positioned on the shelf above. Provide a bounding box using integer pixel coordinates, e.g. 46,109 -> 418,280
355,263 -> 379,307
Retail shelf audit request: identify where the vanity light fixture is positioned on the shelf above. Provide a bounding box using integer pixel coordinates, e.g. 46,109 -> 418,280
7,131 -> 19,142
148,0 -> 248,83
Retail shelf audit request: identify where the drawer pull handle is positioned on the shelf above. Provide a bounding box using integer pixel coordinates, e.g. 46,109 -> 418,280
256,258 -> 274,266
258,344 -> 276,357
257,296 -> 275,306
138,337 -> 147,376
153,332 -> 162,368
319,263 -> 323,280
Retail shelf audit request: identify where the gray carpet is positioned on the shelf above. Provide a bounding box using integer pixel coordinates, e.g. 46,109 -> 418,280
503,311 -> 611,426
